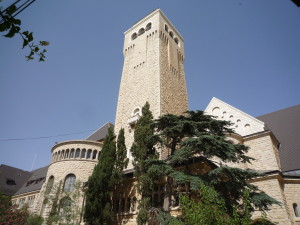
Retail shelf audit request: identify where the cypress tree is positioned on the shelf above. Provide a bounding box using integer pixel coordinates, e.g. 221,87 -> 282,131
130,102 -> 159,225
111,128 -> 129,187
84,127 -> 116,225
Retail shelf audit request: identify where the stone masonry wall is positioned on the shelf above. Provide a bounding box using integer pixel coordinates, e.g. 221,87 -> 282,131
284,180 -> 300,224
252,177 -> 292,224
244,132 -> 281,171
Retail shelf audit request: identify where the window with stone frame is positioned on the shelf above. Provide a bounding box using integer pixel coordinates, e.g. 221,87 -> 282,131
59,197 -> 72,218
28,195 -> 35,206
18,197 -> 26,208
45,176 -> 54,194
70,149 -> 75,158
87,149 -> 92,159
75,148 -> 80,158
64,174 -> 76,192
81,149 -> 86,159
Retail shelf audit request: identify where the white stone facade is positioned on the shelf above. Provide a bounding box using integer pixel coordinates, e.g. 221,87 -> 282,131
10,9 -> 300,225
114,9 -> 188,162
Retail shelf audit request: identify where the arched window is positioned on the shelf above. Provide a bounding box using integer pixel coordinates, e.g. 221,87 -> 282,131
54,152 -> 57,161
75,148 -> 80,158
131,32 -> 137,40
87,149 -> 92,159
132,107 -> 141,117
169,31 -> 174,38
146,23 -> 152,31
70,149 -> 75,158
61,150 -> 65,159
64,174 -> 76,192
138,28 -> 145,36
65,149 -> 69,159
174,37 -> 179,45
59,197 -> 72,217
165,24 -> 168,32
57,151 -> 61,161
81,149 -> 86,159
98,152 -> 101,160
92,150 -> 97,160
294,203 -> 300,217
45,176 -> 54,194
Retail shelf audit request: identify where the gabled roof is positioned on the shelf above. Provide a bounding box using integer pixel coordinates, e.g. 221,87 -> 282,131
257,105 -> 300,172
14,166 -> 48,196
205,97 -> 265,136
0,164 -> 31,196
86,122 -> 114,142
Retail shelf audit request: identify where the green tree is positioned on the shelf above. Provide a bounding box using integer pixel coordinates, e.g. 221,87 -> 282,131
130,102 -> 160,225
84,127 -> 117,225
0,191 -> 30,225
131,107 -> 280,224
111,128 -> 129,188
26,214 -> 44,225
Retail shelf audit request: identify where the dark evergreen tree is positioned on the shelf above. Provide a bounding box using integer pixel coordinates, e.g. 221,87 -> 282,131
84,127 -> 116,225
153,111 -> 280,214
131,106 -> 280,224
111,128 -> 129,187
130,102 -> 159,225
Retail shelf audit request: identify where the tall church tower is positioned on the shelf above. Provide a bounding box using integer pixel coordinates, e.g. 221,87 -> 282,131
115,9 -> 188,160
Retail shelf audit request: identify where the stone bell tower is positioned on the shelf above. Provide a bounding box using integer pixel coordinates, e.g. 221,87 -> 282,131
114,9 -> 188,161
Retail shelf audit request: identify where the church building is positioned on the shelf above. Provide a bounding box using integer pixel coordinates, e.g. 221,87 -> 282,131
1,9 -> 299,225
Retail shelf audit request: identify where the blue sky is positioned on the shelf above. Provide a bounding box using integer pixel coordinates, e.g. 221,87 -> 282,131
1,0 -> 299,171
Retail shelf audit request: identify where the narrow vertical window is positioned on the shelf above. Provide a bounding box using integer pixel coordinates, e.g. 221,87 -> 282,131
87,149 -> 92,159
165,24 -> 168,32
45,176 -> 54,194
81,149 -> 86,159
75,148 -> 80,158
70,149 -> 75,158
294,203 -> 300,217
65,149 -> 69,159
92,150 -> 97,159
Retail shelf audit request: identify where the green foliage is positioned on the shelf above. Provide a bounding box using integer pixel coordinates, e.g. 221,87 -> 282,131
0,191 -> 30,225
178,185 -> 253,225
26,214 -> 44,225
0,5 -> 49,61
131,102 -> 162,225
111,128 -> 129,187
131,106 -> 280,224
131,102 -> 159,195
47,181 -> 62,225
44,180 -> 83,225
84,127 -> 116,225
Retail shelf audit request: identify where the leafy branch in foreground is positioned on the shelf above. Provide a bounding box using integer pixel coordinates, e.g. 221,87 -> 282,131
0,5 -> 49,61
